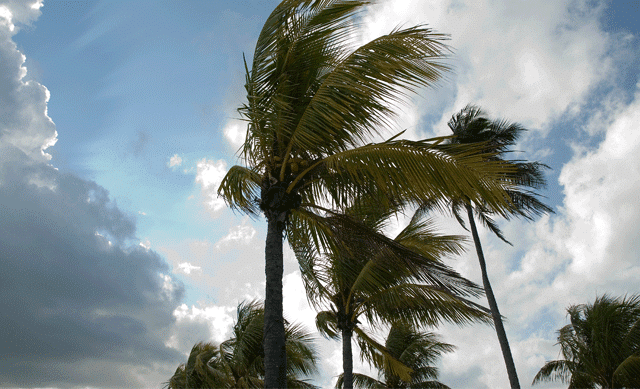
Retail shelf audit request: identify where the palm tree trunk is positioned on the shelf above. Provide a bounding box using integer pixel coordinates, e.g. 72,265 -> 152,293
466,204 -> 520,389
342,326 -> 354,389
264,216 -> 287,388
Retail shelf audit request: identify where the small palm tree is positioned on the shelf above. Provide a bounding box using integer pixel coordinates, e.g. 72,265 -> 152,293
337,323 -> 454,389
533,294 -> 640,389
163,300 -> 319,389
296,197 -> 491,389
218,2 -> 521,387
419,104 -> 553,388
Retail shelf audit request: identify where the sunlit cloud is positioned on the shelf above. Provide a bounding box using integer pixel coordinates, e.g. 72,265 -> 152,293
195,158 -> 228,214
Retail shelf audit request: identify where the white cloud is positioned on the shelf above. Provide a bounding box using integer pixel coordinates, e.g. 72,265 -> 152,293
222,118 -> 247,149
168,153 -> 182,169
195,158 -> 228,214
360,0 -> 613,138
169,303 -> 235,349
177,261 -> 202,275
214,216 -> 257,249
0,5 -> 57,165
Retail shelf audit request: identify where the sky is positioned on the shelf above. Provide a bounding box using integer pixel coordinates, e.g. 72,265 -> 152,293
1,0 -> 639,388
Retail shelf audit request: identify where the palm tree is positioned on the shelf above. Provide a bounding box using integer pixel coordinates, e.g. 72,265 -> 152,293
419,105 -> 553,388
163,300 -> 319,389
296,197 -> 492,389
336,323 -> 454,389
533,294 -> 640,389
218,2 -> 521,386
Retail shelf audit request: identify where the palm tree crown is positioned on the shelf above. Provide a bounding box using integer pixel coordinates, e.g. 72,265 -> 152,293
218,2 -> 522,386
163,300 -> 319,389
533,294 -> 640,389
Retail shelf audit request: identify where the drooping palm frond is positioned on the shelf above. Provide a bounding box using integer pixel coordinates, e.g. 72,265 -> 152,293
354,326 -> 414,382
336,372 -> 385,389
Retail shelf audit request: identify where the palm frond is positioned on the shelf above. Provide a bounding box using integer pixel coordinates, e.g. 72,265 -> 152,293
354,326 -> 413,382
286,25 -> 450,158
613,354 -> 640,387
315,310 -> 341,340
302,138 -> 519,217
336,372 -> 385,389
360,283 -> 491,328
217,165 -> 262,215
532,359 -> 574,385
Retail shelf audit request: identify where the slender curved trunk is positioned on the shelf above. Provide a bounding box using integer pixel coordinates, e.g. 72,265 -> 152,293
264,216 -> 287,388
342,326 -> 354,389
466,204 -> 520,389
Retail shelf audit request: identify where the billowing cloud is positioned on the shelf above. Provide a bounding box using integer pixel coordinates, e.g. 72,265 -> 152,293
195,157 -> 228,214
1,0 -> 56,164
361,0 -> 614,137
166,303 -> 235,353
0,3 -> 185,387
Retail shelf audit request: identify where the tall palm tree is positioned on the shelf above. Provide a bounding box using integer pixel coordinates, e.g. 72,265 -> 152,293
420,105 -> 553,388
533,294 -> 640,389
296,198 -> 492,389
218,2 -> 521,386
336,323 -> 454,389
163,300 -> 319,389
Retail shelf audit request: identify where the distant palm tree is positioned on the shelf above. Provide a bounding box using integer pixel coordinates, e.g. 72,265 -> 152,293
419,105 -> 553,388
336,323 -> 454,389
218,1 -> 521,386
163,300 -> 318,389
295,196 -> 491,389
533,294 -> 640,389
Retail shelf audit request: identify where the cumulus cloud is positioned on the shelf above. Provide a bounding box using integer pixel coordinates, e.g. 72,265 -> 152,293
1,1 -> 57,164
361,0 -> 614,138
195,157 -> 228,214
167,303 -> 235,353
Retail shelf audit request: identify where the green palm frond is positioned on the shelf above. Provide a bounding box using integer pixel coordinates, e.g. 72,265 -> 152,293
218,165 -> 262,215
354,326 -> 413,382
284,320 -> 320,378
394,216 -> 467,259
336,372 -> 385,389
315,310 -> 340,340
613,354 -> 640,387
286,25 -> 450,158
298,138 -> 518,215
360,283 -> 491,328
531,360 -> 574,385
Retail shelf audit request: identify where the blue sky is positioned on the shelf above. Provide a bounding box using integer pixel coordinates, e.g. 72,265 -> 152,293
2,0 -> 640,388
